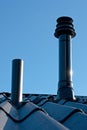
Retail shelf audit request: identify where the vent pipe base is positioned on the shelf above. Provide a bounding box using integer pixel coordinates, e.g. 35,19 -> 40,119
58,81 -> 75,100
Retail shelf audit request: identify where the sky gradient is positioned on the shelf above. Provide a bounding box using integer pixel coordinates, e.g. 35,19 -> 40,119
0,1 -> 87,96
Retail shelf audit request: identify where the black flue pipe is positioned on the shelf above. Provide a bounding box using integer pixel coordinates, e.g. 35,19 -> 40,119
11,59 -> 24,106
54,16 -> 76,100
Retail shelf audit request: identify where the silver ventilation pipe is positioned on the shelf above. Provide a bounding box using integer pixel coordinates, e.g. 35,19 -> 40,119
54,16 -> 76,100
11,59 -> 24,106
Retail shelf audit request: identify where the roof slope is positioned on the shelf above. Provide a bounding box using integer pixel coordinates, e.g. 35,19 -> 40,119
0,93 -> 87,130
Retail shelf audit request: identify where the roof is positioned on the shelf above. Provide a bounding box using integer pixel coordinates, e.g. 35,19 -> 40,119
0,92 -> 87,130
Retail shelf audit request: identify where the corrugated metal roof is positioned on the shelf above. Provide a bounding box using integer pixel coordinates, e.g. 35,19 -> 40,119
0,93 -> 87,130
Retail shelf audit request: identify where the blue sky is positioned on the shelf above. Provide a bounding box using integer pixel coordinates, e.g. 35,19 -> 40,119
0,1 -> 87,96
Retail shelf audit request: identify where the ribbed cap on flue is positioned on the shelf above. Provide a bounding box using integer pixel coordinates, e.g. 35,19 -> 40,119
54,16 -> 76,38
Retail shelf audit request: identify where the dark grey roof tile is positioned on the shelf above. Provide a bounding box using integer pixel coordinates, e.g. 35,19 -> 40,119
0,110 -> 16,130
41,102 -> 82,122
65,101 -> 87,113
0,97 -> 69,130
63,112 -> 87,130
41,101 -> 87,129
0,100 -> 46,122
1,93 -> 87,129
0,94 -> 6,103
19,111 -> 69,130
28,95 -> 38,102
56,99 -> 68,105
